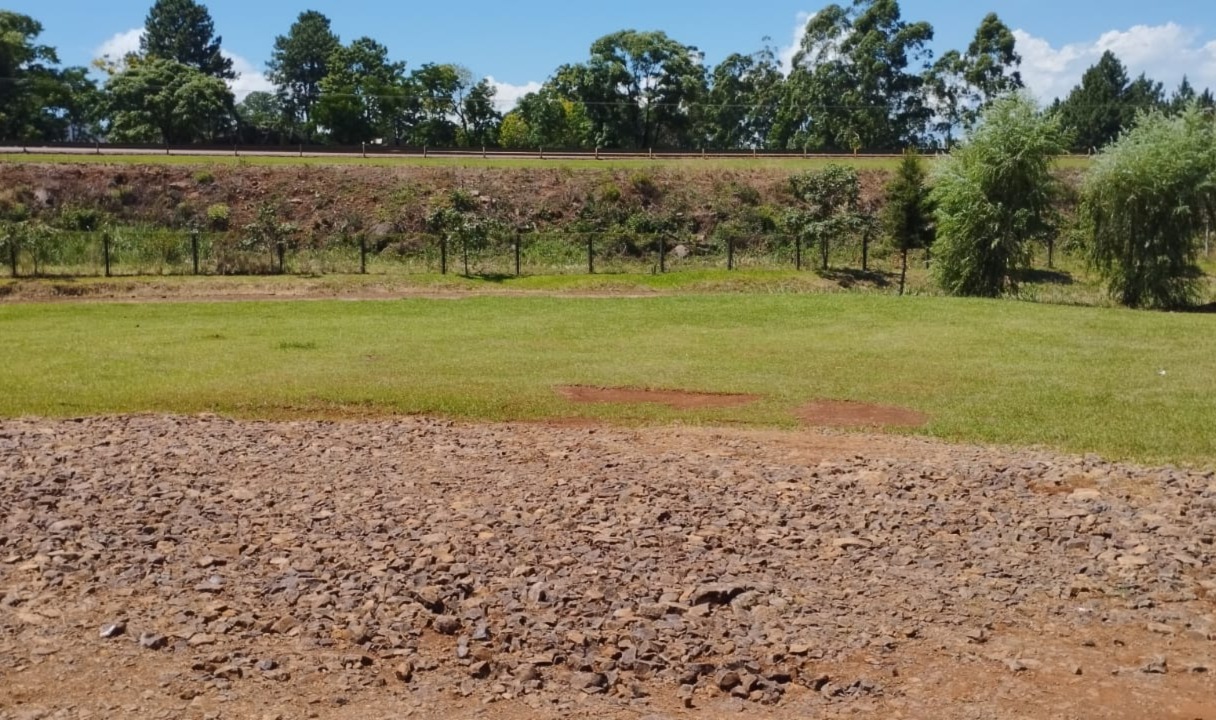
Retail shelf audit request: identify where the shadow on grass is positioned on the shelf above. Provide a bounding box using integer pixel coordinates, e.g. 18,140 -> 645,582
1182,302 -> 1216,314
818,267 -> 893,288
1014,268 -> 1075,285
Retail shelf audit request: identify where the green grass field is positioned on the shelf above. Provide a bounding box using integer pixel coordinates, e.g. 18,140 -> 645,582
1,293 -> 1211,466
0,152 -> 1096,172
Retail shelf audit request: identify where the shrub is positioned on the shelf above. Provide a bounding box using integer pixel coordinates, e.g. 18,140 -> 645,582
206,203 -> 231,231
1080,107 -> 1215,309
193,170 -> 216,185
599,182 -> 622,205
931,94 -> 1065,297
629,172 -> 661,202
57,206 -> 107,232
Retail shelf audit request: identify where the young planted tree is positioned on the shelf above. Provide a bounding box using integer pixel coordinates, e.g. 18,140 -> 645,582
882,149 -> 934,294
1080,107 -> 1215,309
931,94 -> 1064,297
787,164 -> 862,271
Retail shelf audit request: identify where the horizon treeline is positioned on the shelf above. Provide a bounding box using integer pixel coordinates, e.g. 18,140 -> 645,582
2,0 -> 1213,152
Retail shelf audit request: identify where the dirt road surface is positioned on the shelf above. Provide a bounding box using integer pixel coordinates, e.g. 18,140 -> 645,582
2,416 -> 1214,719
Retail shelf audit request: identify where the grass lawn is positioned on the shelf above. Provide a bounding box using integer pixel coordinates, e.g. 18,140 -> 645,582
1,293 -> 1211,466
0,152 -> 1095,172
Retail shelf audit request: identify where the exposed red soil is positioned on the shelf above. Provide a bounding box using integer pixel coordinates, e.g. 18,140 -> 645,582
557,385 -> 760,409
796,399 -> 929,428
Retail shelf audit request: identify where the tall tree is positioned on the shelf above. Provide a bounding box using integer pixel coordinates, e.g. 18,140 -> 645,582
458,78 -> 501,147
267,11 -> 341,139
0,12 -> 99,141
104,56 -> 235,143
932,94 -> 1065,297
558,30 -> 708,149
705,44 -> 784,149
778,0 -> 934,151
236,91 -> 286,143
140,0 -> 234,80
927,13 -> 1023,145
1053,51 -> 1164,152
314,37 -> 406,144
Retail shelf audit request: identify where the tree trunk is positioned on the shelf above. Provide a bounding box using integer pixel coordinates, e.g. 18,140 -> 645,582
900,249 -> 908,296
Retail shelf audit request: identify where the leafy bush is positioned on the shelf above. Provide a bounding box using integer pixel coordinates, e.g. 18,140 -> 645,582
57,206 -> 108,232
629,172 -> 661,203
931,94 -> 1065,297
193,170 -> 216,185
206,203 -> 231,231
787,164 -> 864,270
1080,107 -> 1215,309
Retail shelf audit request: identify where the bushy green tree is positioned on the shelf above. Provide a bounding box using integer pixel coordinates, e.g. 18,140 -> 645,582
0,12 -> 99,141
1080,107 -> 1215,309
314,38 -> 406,144
1053,51 -> 1165,152
787,164 -> 863,271
882,149 -> 934,294
931,94 -> 1064,297
104,57 -> 234,143
926,12 -> 1023,145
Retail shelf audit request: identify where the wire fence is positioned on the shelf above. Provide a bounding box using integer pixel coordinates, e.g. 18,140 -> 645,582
0,228 -> 903,280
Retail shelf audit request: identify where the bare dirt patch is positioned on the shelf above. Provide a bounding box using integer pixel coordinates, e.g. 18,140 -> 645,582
797,399 -> 929,427
1,416 -> 1214,719
557,385 -> 759,409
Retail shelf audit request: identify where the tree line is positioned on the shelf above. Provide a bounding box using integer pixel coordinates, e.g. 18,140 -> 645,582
3,0 -> 1212,151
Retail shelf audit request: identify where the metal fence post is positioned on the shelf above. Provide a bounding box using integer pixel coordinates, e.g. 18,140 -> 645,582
359,233 -> 367,274
191,230 -> 200,275
8,234 -> 18,278
587,235 -> 594,274
440,234 -> 447,275
727,236 -> 734,271
795,235 -> 802,271
659,234 -> 666,273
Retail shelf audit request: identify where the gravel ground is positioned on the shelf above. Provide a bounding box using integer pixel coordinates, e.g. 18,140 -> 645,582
1,416 -> 1215,719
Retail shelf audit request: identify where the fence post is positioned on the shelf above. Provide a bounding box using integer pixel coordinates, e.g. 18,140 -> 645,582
539,146 -> 544,159
8,233 -> 18,278
423,145 -> 428,159
861,230 -> 869,272
482,146 -> 487,159
727,236 -> 734,271
299,144 -> 304,158
587,235 -> 594,274
440,234 -> 447,275
795,235 -> 802,271
102,231 -> 112,278
191,230 -> 200,275
659,234 -> 666,273
362,142 -> 367,159
462,236 -> 470,276
514,230 -> 521,276
96,141 -> 101,156
359,233 -> 367,274
276,242 -> 286,274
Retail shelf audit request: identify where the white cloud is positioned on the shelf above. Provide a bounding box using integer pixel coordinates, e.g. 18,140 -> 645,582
95,27 -> 144,67
486,76 -> 543,112
225,53 -> 273,102
94,27 -> 271,102
779,11 -> 813,74
1014,23 -> 1216,103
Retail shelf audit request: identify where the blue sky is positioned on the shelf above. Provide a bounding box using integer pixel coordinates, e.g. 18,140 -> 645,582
9,0 -> 1216,105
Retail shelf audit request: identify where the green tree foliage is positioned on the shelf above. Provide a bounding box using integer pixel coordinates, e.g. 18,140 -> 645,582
0,12 -> 99,141
512,88 -> 593,148
267,10 -> 341,139
1080,108 -> 1215,309
315,38 -> 406,144
140,0 -> 234,80
236,91 -> 286,143
551,30 -> 708,149
457,78 -> 501,147
104,57 -> 235,143
705,45 -> 784,149
932,94 -> 1064,297
927,13 -> 1023,145
882,149 -> 934,294
777,0 -> 934,151
497,112 -> 531,148
1053,51 -> 1165,152
787,164 -> 863,271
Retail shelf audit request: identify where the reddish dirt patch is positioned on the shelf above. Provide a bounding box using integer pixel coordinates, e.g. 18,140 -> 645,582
797,399 -> 928,428
557,385 -> 758,410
